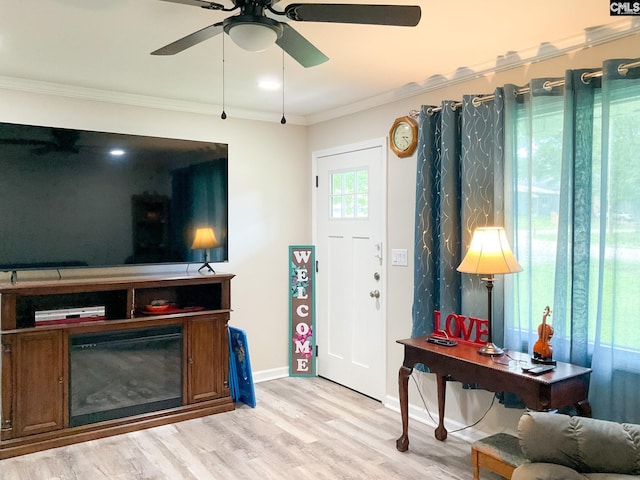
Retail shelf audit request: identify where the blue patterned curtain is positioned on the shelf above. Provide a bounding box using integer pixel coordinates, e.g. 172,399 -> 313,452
412,103 -> 461,337
412,90 -> 508,341
460,92 -> 507,336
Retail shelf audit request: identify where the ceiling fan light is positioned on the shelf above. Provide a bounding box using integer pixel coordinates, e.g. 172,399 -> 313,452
229,23 -> 278,52
224,15 -> 283,53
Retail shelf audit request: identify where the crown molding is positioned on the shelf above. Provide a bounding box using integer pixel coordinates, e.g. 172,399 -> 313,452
0,75 -> 308,126
305,20 -> 640,125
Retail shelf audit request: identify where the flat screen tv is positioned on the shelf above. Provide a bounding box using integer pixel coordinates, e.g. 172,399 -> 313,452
0,122 -> 228,272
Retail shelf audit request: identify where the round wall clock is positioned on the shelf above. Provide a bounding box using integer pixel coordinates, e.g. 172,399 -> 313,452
389,115 -> 418,158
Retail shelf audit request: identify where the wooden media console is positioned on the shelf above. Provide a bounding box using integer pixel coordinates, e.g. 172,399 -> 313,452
0,272 -> 235,459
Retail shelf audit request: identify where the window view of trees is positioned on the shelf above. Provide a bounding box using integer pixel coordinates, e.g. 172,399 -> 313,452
512,83 -> 640,352
598,86 -> 640,348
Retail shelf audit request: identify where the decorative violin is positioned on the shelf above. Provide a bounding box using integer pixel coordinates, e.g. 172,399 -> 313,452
533,306 -> 554,361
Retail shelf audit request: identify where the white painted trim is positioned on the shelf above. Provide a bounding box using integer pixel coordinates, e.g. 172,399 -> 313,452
305,20 -> 640,124
252,366 -> 289,384
312,137 -> 388,401
0,75 -> 307,126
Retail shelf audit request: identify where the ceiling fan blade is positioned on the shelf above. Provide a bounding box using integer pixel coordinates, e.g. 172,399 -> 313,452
157,0 -> 226,10
284,3 -> 421,26
151,21 -> 224,55
276,23 -> 328,68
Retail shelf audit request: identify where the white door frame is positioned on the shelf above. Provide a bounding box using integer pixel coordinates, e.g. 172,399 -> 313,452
311,137 -> 388,398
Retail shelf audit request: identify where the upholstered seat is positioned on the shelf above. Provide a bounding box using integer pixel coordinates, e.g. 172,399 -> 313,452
471,432 -> 528,479
512,412 -> 640,480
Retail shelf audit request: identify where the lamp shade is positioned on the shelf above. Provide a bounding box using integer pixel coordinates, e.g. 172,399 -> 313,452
191,227 -> 218,250
457,227 -> 522,275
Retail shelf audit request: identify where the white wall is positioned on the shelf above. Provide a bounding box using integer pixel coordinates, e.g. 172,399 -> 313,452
0,89 -> 310,375
308,33 -> 640,439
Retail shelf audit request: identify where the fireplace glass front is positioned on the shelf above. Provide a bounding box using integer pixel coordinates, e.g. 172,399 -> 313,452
69,325 -> 183,427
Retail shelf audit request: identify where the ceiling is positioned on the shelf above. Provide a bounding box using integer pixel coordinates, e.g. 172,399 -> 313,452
0,0 -> 637,125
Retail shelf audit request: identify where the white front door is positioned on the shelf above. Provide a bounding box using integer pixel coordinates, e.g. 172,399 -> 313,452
313,138 -> 386,401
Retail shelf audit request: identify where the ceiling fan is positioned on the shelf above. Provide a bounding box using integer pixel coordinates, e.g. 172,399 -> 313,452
152,0 -> 421,68
0,128 -> 81,155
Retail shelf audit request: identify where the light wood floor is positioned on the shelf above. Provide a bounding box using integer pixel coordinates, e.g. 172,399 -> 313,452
1,377 -> 504,480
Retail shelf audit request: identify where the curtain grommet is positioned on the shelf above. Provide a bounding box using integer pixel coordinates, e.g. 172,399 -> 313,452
617,64 -> 629,76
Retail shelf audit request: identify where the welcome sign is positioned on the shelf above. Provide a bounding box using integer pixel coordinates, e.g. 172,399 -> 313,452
289,245 -> 316,376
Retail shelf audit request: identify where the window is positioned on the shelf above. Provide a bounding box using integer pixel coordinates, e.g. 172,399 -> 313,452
330,169 -> 369,219
512,93 -> 566,339
510,80 -> 640,355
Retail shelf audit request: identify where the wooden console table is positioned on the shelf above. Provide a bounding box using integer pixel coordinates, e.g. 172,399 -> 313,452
395,337 -> 592,452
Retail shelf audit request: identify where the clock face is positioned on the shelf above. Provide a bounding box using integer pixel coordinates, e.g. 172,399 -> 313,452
393,122 -> 413,151
389,116 -> 417,157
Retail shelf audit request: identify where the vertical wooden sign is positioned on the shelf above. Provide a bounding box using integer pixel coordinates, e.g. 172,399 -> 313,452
289,245 -> 316,376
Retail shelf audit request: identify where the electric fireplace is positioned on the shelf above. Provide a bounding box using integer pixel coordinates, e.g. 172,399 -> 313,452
69,325 -> 183,427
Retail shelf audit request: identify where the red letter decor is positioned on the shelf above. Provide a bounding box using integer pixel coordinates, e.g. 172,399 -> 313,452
433,310 -> 489,346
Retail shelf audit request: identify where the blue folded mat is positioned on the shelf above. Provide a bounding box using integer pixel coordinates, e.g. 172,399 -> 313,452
228,326 -> 256,408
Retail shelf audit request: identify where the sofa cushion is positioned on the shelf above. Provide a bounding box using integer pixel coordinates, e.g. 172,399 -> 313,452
586,475 -> 640,479
512,463 -> 640,480
512,462 -> 588,480
518,412 -> 640,475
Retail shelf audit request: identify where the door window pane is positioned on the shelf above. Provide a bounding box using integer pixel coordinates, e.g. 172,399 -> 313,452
330,169 -> 369,218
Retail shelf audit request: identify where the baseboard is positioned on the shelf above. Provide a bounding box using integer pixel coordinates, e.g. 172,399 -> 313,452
252,366 -> 289,384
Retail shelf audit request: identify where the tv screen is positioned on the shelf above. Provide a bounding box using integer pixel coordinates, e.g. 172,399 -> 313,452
0,122 -> 228,271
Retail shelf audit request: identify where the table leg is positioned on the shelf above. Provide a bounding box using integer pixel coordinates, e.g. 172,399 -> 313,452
576,400 -> 592,418
396,365 -> 413,452
435,373 -> 448,441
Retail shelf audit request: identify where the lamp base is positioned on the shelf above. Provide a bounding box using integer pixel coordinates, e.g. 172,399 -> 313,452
478,342 -> 504,356
198,262 -> 216,274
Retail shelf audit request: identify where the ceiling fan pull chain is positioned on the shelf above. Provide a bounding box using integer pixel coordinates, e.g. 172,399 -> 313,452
221,33 -> 227,120
281,49 -> 286,125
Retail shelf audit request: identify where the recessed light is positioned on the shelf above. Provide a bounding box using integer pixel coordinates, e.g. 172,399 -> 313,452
110,149 -> 126,156
258,78 -> 280,90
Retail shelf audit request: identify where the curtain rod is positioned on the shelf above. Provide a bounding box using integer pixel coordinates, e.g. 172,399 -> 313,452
412,59 -> 640,116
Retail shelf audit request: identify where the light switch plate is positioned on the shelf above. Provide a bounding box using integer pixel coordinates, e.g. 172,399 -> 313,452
391,248 -> 408,266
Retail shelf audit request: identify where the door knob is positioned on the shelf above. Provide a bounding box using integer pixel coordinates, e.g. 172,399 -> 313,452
369,290 -> 380,298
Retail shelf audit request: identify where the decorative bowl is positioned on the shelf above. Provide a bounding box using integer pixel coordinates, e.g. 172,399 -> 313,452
146,300 -> 170,313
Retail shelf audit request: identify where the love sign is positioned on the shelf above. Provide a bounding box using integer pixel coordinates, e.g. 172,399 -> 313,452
432,310 -> 489,346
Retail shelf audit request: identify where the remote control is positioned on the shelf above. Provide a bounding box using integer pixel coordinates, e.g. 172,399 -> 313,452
426,336 -> 457,347
522,365 -> 555,375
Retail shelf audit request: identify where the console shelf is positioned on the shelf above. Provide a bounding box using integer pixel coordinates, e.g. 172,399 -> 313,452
0,272 -> 235,459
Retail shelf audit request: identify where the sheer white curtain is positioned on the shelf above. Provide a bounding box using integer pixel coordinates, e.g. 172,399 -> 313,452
505,59 -> 640,422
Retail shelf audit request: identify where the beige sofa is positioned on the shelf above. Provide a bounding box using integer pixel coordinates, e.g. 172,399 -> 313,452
512,411 -> 640,480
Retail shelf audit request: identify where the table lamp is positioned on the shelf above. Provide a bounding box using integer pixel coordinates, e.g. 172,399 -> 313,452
191,227 -> 218,273
457,226 -> 522,356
